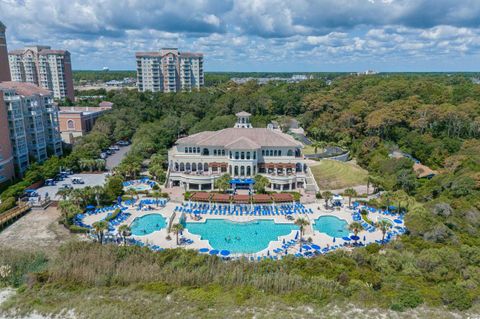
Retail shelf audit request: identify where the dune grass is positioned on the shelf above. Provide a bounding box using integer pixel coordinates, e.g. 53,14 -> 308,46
310,160 -> 368,190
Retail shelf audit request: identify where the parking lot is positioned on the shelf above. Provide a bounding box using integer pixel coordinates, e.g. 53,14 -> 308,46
34,173 -> 107,200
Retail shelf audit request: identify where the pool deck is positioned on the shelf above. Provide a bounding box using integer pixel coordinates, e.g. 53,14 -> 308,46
82,198 -> 403,258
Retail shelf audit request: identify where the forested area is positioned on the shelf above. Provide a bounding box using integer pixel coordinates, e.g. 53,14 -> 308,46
1,74 -> 480,313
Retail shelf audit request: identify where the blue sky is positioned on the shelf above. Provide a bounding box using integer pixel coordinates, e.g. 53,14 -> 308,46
1,0 -> 480,72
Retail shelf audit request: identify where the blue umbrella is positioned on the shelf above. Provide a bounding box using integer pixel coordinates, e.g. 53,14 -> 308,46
350,235 -> 360,241
209,249 -> 219,255
311,244 -> 321,250
267,250 -> 270,256
333,237 -> 336,243
302,245 -> 311,250
394,219 -> 402,224
282,238 -> 286,244
86,205 -> 95,210
342,236 -> 351,241
199,248 -> 209,253
220,250 -> 230,256
295,231 -> 299,240
363,235 -> 366,241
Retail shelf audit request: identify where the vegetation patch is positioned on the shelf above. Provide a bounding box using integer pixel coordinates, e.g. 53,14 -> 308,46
311,160 -> 368,189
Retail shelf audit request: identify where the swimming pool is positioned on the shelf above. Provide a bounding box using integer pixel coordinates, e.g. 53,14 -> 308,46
186,219 -> 298,253
130,214 -> 166,236
127,184 -> 152,192
313,215 -> 349,238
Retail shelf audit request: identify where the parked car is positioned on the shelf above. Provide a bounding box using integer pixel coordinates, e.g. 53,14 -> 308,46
109,145 -> 120,151
116,140 -> 130,146
24,190 -> 39,197
54,175 -> 64,182
100,152 -> 108,159
60,183 -> 73,190
45,179 -> 56,186
106,150 -> 113,155
71,177 -> 85,184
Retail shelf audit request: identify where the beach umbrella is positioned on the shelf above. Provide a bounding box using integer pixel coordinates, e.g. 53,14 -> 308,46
295,231 -> 299,240
209,249 -> 219,255
333,237 -> 336,243
394,219 -> 402,224
199,248 -> 209,253
311,244 -> 321,250
267,250 -> 270,256
220,250 -> 230,256
86,205 -> 95,210
363,235 -> 366,241
282,238 -> 286,244
350,235 -> 360,241
342,236 -> 351,241
302,245 -> 311,250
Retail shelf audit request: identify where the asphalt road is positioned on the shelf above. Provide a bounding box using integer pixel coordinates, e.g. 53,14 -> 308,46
106,145 -> 131,170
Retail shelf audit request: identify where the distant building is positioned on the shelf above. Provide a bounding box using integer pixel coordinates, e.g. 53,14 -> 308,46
8,45 -> 75,101
0,82 -> 62,174
230,74 -> 312,85
136,48 -> 204,93
0,92 -> 15,183
0,21 -> 11,82
58,102 -> 112,144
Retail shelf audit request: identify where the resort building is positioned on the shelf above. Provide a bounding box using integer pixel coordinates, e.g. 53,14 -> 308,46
58,102 -> 113,144
8,46 -> 75,101
167,112 -> 313,191
136,48 -> 204,93
0,82 -> 62,174
0,21 -> 11,82
0,92 -> 15,184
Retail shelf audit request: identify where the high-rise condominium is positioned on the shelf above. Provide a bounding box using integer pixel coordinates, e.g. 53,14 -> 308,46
136,48 -> 204,93
9,46 -> 75,101
0,21 -> 11,82
0,82 -> 62,174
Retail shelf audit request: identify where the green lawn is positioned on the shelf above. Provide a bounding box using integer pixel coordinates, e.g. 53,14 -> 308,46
310,160 -> 368,190
302,145 -> 323,155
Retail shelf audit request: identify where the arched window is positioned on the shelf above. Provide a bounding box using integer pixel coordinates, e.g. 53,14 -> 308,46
222,150 -> 225,156
246,152 -> 250,159
186,163 -> 191,171
262,150 -> 265,156
234,166 -> 239,175
235,152 -> 239,159
296,163 -> 302,172
240,166 -> 245,176
180,163 -> 185,171
287,150 -> 293,156
213,150 -> 217,156
229,166 -> 232,175
253,152 -> 256,159
67,120 -> 75,130
269,150 -> 273,156
197,147 -> 200,153
192,163 -> 197,171
247,166 -> 251,176
241,152 -> 245,159
198,163 -> 202,171
203,148 -> 209,155
204,163 -> 208,171
174,162 -> 179,171
188,147 -> 193,153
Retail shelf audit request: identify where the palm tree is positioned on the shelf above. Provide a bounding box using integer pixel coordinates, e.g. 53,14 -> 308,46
311,140 -> 327,154
376,220 -> 391,244
92,221 -> 108,244
56,188 -> 72,200
91,185 -> 104,207
322,191 -> 332,208
294,217 -> 310,244
348,222 -> 364,245
127,188 -> 139,200
118,224 -> 131,246
366,176 -> 372,195
58,200 -> 74,223
172,223 -> 185,245
344,188 -> 357,208
150,191 -> 162,207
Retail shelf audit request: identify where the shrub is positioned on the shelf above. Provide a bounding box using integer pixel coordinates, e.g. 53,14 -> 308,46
69,225 -> 90,233
184,192 -> 192,200
441,283 -> 472,310
316,192 -> 322,199
105,208 -> 121,222
390,289 -> 423,311
0,197 -> 17,214
365,243 -> 380,254
152,184 -> 160,190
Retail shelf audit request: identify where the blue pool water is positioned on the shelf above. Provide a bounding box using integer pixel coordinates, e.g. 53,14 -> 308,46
130,214 -> 166,236
186,219 -> 298,253
127,184 -> 151,191
313,216 -> 349,238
